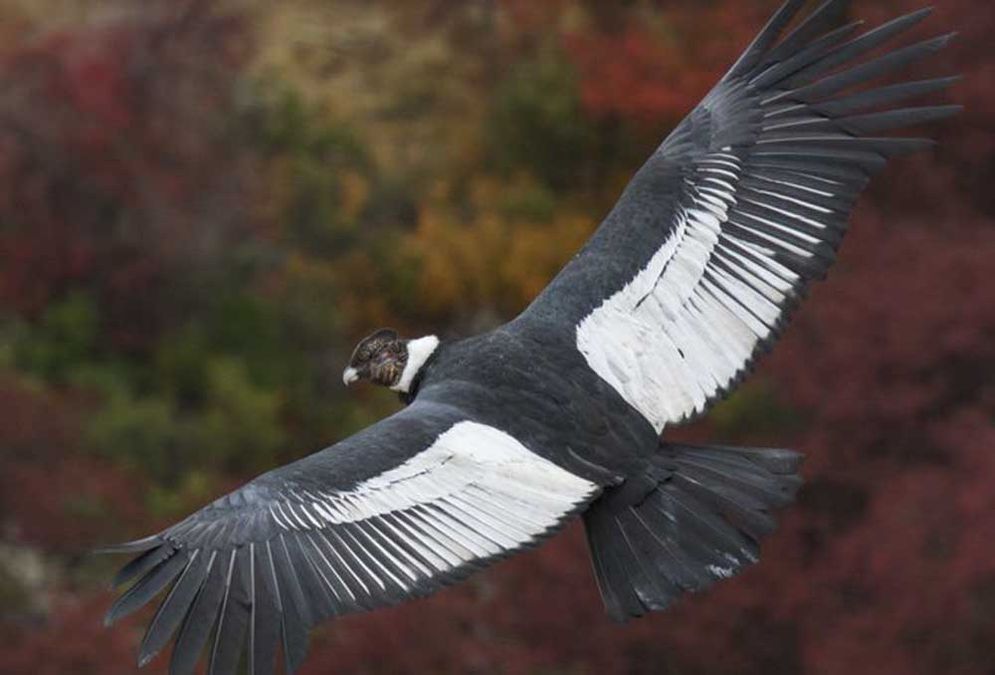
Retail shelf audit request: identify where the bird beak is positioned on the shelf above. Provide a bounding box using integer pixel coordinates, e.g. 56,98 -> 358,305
342,367 -> 360,386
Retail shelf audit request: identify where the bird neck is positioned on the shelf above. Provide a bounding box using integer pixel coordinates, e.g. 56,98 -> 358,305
390,335 -> 440,394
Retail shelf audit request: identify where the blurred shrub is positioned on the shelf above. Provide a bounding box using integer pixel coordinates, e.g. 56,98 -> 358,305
86,392 -> 179,479
12,292 -> 98,383
196,357 -> 287,473
488,52 -> 597,190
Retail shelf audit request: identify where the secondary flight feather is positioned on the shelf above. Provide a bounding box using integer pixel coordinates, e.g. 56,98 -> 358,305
100,2 -> 959,672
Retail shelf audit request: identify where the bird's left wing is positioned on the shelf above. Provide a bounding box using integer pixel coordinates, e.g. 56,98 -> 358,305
511,0 -> 958,433
102,398 -> 600,675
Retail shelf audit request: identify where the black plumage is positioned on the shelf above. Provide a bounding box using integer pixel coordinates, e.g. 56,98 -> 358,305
100,2 -> 959,672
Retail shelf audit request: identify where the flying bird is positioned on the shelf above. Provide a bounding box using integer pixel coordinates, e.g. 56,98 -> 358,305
102,1 -> 959,673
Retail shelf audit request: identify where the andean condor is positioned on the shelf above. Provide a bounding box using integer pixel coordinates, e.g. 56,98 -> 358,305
101,1 -> 960,672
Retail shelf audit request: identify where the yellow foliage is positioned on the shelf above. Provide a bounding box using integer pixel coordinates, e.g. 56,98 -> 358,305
250,0 -> 494,177
504,212 -> 594,301
339,171 -> 370,221
409,176 -> 597,320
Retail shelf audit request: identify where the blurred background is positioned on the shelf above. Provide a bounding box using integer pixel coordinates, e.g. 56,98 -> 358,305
0,0 -> 992,673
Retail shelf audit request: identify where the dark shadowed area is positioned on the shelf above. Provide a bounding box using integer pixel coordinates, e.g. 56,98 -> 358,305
0,1 -> 992,673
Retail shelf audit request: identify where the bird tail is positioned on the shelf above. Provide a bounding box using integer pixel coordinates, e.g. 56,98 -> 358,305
583,442 -> 802,621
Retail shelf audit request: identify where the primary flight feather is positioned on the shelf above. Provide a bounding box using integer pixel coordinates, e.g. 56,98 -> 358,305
101,2 -> 959,672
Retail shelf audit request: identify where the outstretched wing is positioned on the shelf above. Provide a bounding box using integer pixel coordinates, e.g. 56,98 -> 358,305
511,0 -> 958,433
103,397 -> 599,674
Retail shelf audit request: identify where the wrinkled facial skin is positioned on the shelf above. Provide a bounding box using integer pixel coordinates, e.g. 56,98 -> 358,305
343,328 -> 408,388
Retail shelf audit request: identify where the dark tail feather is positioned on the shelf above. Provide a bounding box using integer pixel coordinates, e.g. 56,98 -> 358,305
583,442 -> 803,621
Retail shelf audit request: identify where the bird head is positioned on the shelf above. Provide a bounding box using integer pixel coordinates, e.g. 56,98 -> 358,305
343,329 -> 439,393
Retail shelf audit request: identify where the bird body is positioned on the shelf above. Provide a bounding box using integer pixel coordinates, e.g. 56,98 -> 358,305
417,327 -> 657,480
101,2 -> 960,673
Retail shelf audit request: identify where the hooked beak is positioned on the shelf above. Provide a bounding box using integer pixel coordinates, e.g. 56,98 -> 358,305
342,367 -> 360,386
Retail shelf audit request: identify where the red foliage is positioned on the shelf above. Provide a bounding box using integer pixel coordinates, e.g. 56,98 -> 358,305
0,593 -> 153,675
0,378 -> 147,553
563,3 -> 771,131
2,453 -> 148,554
0,375 -> 79,458
0,2 -> 259,350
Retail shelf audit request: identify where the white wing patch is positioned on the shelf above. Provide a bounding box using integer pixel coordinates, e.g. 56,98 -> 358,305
268,421 -> 598,581
576,153 -> 811,432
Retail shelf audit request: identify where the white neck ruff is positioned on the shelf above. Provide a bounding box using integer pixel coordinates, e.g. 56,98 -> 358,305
391,335 -> 440,393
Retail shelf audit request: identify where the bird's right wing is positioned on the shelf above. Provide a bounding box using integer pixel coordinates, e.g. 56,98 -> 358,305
102,397 -> 600,675
511,0 -> 958,433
